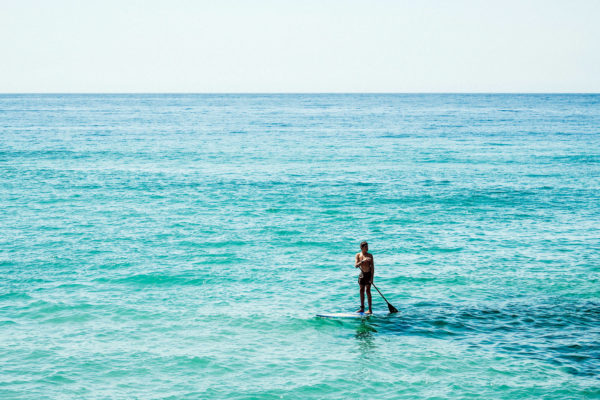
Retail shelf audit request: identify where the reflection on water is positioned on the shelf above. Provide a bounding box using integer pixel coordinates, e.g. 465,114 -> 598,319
355,320 -> 377,358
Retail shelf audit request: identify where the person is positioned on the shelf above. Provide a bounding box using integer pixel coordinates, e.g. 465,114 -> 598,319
355,241 -> 374,314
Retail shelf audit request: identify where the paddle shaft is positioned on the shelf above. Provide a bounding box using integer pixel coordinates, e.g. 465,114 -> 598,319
372,283 -> 399,313
371,284 -> 389,304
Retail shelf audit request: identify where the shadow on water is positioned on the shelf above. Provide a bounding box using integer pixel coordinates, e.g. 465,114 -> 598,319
342,300 -> 600,378
354,320 -> 377,358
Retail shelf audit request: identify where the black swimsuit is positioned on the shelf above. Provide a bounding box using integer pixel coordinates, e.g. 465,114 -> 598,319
358,270 -> 372,286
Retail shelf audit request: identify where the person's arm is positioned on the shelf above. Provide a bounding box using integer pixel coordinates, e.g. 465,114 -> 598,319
356,254 -> 371,268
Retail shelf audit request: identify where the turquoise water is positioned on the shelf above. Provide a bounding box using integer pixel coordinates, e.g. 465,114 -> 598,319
1,94 -> 599,399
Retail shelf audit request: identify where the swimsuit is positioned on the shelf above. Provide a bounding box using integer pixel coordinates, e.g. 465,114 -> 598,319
358,270 -> 372,286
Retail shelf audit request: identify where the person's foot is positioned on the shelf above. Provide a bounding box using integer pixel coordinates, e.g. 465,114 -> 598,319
366,309 -> 373,314
356,308 -> 365,313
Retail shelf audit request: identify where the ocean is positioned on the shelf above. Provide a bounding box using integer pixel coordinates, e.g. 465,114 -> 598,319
1,94 -> 599,399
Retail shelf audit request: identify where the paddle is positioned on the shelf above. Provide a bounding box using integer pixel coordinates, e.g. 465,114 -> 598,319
371,283 -> 399,313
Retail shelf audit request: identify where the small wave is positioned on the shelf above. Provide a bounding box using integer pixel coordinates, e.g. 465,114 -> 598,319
98,272 -> 214,287
388,275 -> 438,284
38,372 -> 76,385
379,134 -> 411,139
0,291 -> 32,301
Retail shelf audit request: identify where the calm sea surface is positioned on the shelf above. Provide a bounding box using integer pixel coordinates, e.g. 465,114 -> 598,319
1,94 -> 599,399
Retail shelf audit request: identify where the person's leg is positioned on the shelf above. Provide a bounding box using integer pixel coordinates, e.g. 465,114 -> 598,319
357,285 -> 365,312
365,284 -> 372,313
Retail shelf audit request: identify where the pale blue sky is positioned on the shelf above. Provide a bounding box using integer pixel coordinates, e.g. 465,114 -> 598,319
1,0 -> 598,92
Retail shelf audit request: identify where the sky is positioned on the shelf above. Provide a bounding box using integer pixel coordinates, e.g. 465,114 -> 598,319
1,0 -> 599,93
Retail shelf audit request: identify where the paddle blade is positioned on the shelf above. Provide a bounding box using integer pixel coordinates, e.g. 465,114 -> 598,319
387,302 -> 399,313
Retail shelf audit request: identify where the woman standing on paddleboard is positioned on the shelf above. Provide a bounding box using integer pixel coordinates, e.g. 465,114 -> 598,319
355,241 -> 374,314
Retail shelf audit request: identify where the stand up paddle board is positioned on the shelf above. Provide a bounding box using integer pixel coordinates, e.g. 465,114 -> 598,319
316,311 -> 389,318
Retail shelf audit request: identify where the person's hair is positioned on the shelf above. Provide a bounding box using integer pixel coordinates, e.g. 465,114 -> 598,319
360,241 -> 368,249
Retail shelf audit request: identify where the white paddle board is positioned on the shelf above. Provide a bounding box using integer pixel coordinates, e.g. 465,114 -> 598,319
316,311 -> 389,318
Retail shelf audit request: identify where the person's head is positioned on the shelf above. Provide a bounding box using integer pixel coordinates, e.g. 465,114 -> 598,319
360,241 -> 368,253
